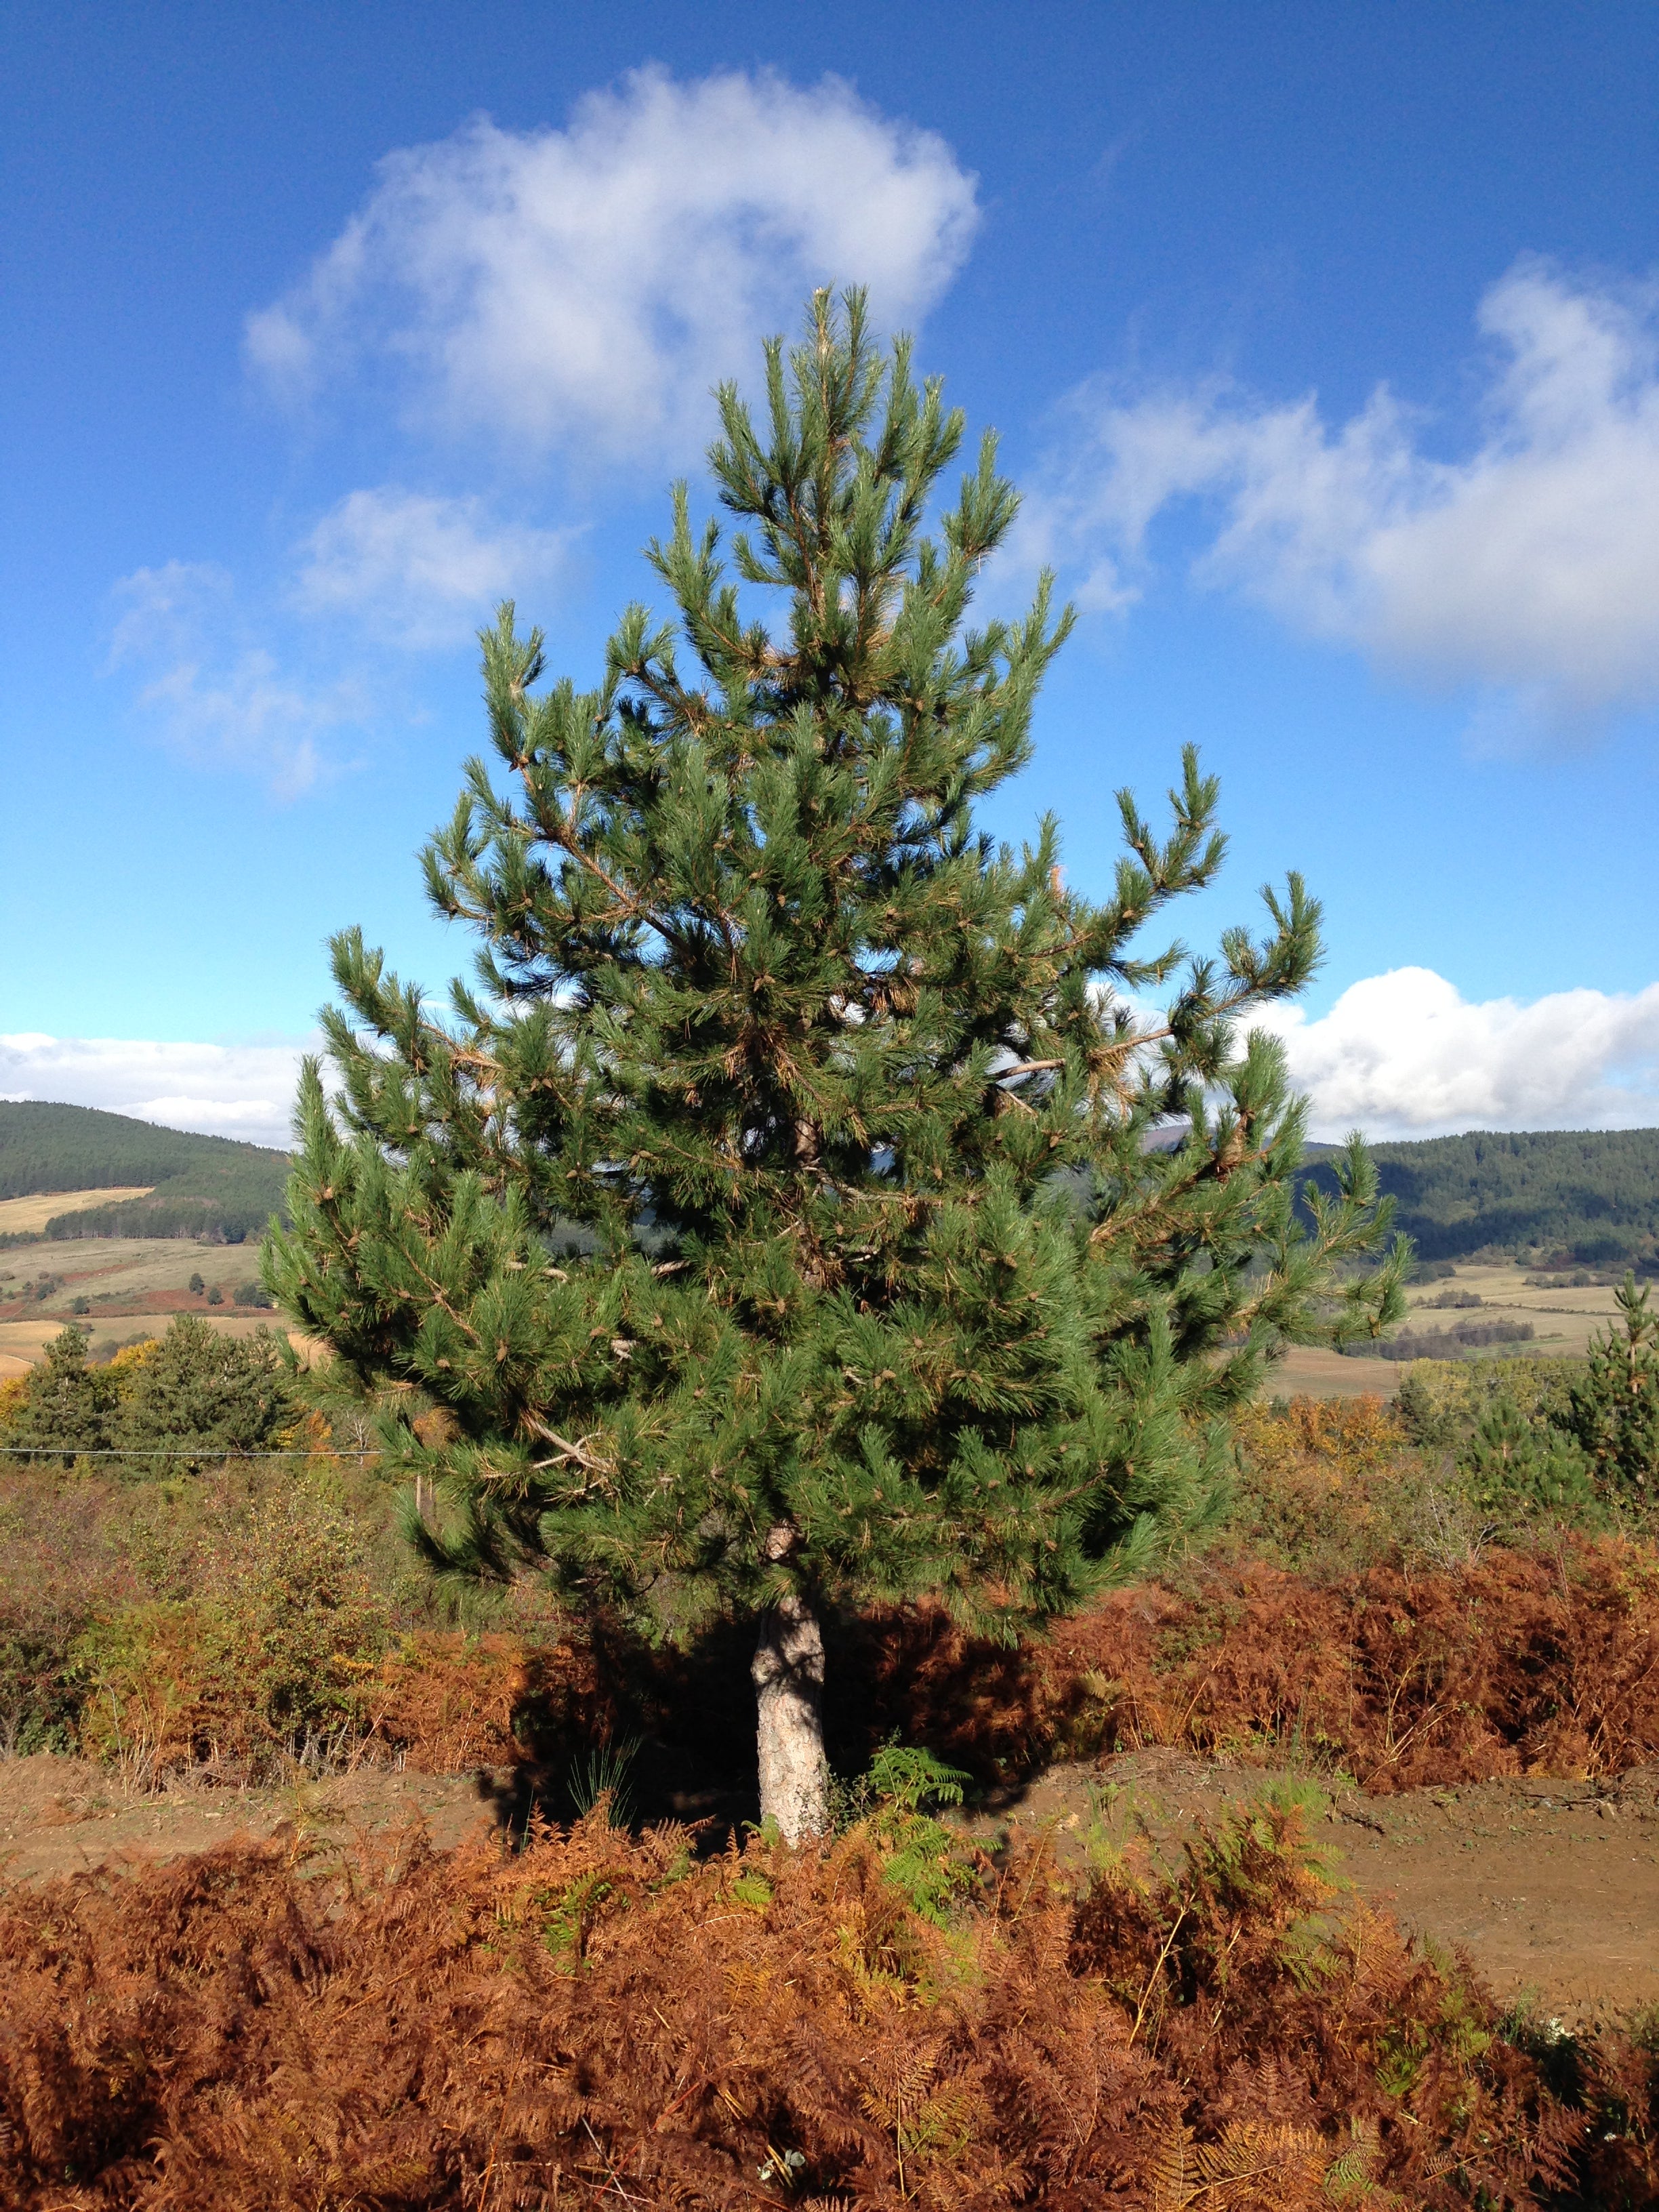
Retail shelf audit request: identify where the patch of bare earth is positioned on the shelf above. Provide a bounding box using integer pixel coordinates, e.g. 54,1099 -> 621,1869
10,1744 -> 1659,2026
979,1747 -> 1659,2026
0,1754 -> 505,1883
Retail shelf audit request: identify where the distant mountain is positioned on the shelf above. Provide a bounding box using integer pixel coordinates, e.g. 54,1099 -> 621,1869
1299,1126 -> 1659,1268
0,1101 -> 291,1245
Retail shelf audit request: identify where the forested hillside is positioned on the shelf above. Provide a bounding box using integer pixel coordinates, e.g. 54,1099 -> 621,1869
1300,1126 -> 1659,1266
0,1103 -> 289,1244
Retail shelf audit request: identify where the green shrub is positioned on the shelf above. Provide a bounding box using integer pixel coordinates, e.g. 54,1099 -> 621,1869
0,1326 -> 121,1463
120,1314 -> 295,1471
73,1484 -> 390,1776
1458,1393 -> 1601,1535
1395,1357 -> 1582,1452
1565,1274 -> 1659,1500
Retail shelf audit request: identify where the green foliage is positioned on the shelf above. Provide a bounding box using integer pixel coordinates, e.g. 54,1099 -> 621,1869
0,1326 -> 121,1461
0,1316 -> 296,1472
1395,1338 -> 1652,1532
1566,1273 -> 1659,1499
1299,1124 -> 1659,1267
562,1736 -> 641,1829
834,1738 -> 976,1925
1395,1356 -> 1582,1452
1458,1392 -> 1601,1533
121,1315 -> 294,1470
269,290 -> 1401,1671
0,1100 -> 290,1244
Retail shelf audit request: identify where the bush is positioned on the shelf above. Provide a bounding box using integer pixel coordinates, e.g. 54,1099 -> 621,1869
1565,1274 -> 1659,1499
119,1313 -> 295,1470
1395,1356 -> 1582,1451
0,1465 -> 144,1754
1460,1392 -> 1601,1536
1217,1395 -> 1433,1576
232,1279 -> 272,1308
1036,1540 -> 1659,1791
0,1326 -> 121,1462
73,1484 -> 390,1779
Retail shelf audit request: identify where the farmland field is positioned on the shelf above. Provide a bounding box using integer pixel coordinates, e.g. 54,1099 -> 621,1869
1265,1256 -> 1624,1397
0,1311 -> 298,1378
0,1231 -> 302,1375
0,1185 -> 154,1237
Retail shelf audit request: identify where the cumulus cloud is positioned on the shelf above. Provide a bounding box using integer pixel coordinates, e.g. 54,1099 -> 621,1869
1264,966 -> 1659,1139
110,561 -> 360,795
0,1035 -> 312,1151
292,487 -> 576,647
1033,261 -> 1659,731
245,68 -> 978,459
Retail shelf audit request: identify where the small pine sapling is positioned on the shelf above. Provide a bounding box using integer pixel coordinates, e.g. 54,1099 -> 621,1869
266,291 -> 1405,1840
1568,1272 -> 1659,1498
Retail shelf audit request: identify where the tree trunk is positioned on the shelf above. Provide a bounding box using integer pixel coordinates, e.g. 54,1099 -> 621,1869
752,1590 -> 830,1844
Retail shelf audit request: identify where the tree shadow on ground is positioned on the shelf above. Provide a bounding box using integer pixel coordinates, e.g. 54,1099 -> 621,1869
487,1602 -> 1073,1846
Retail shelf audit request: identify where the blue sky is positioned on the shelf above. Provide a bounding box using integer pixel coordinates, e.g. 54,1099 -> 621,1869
4,1 -> 1659,1145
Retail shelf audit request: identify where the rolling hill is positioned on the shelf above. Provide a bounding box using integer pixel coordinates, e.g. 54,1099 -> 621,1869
0,1102 -> 291,1245
1298,1126 -> 1659,1269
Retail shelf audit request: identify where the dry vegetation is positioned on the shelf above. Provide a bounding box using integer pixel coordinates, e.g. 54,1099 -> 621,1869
0,1188 -> 154,1239
0,1791 -> 1615,2209
9,1395 -> 1659,2203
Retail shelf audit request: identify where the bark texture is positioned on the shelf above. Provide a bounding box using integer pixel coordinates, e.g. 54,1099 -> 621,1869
752,1592 -> 829,1844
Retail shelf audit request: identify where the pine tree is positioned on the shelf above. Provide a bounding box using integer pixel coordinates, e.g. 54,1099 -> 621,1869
266,291 -> 1404,1840
1566,1273 -> 1659,1497
121,1315 -> 294,1474
0,1325 -> 118,1465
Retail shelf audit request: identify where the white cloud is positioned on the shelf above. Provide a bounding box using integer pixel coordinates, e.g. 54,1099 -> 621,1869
1265,966 -> 1659,1139
0,1036 -> 312,1151
245,68 -> 978,459
291,486 -> 575,647
1033,261 -> 1659,730
110,561 -> 359,795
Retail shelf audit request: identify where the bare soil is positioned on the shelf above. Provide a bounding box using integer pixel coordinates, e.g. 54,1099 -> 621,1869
984,1747 -> 1659,2026
0,1754 -> 504,1883
6,1746 -> 1657,2026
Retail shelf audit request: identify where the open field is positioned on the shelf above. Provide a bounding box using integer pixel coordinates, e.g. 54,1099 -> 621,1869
0,1311 -> 303,1378
0,1235 -> 281,1376
1404,1257 -> 1626,1355
0,1185 -> 153,1237
1265,1256 -> 1629,1398
1267,1342 -> 1403,1397
0,1231 -> 245,1305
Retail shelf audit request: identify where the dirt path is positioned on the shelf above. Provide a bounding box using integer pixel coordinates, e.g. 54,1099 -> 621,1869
989,1749 -> 1659,2026
5,1748 -> 1658,2024
0,1755 -> 503,1883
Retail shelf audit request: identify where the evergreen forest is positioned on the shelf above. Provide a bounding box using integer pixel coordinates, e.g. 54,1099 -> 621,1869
0,1102 -> 290,1245
1299,1124 -> 1659,1267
